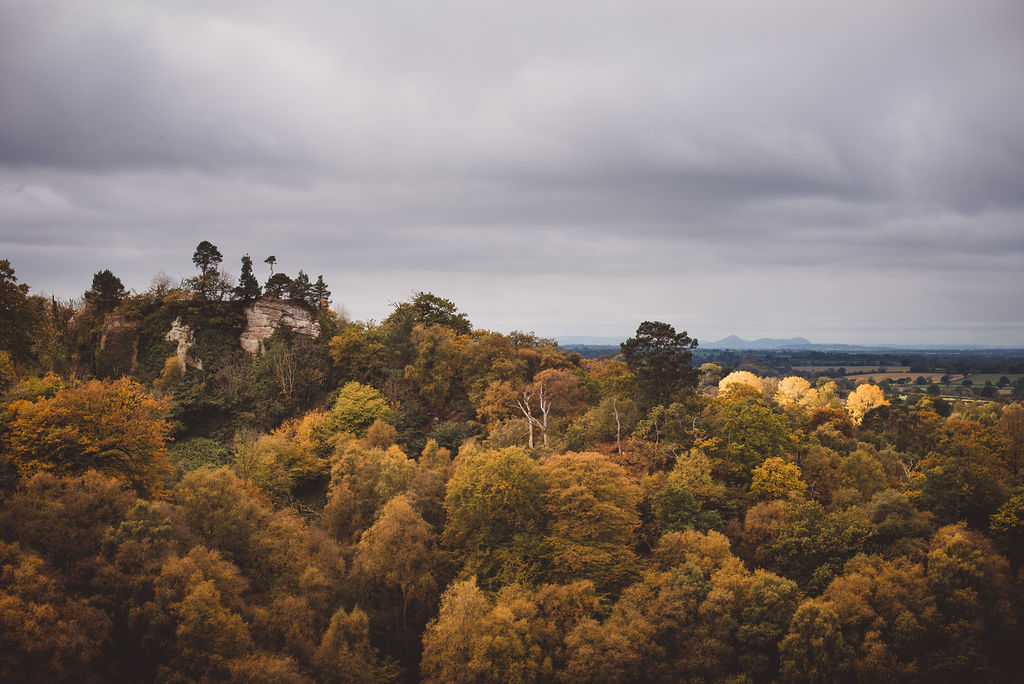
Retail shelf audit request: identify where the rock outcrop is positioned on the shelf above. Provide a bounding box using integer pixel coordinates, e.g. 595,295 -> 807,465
99,314 -> 140,373
240,299 -> 321,354
165,317 -> 203,371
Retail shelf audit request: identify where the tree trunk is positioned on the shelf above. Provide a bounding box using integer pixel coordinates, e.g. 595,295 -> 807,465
613,397 -> 622,454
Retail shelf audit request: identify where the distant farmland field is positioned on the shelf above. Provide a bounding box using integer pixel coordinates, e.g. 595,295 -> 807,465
948,373 -> 1024,385
792,365 -> 911,374
853,372 -> 962,383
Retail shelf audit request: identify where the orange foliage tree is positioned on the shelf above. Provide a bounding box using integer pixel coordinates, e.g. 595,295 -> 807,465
5,378 -> 172,495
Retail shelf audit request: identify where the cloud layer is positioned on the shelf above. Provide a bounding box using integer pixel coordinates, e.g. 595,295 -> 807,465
2,0 -> 1022,344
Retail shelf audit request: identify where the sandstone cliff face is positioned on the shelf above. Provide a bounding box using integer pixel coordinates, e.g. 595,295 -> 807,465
165,317 -> 203,372
240,299 -> 321,354
99,314 -> 139,373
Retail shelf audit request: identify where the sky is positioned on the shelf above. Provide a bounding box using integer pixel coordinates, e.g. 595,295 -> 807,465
1,0 -> 1023,346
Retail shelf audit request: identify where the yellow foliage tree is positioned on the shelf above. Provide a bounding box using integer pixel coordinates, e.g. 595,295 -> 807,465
541,452 -> 641,592
750,457 -> 807,501
775,376 -> 812,406
846,383 -> 887,424
719,371 -> 764,395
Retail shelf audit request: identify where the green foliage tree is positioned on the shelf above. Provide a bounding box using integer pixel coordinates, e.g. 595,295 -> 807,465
193,240 -> 224,275
289,269 -> 313,302
326,382 -> 394,438
0,258 -> 34,364
620,321 -> 698,409
398,292 -> 472,335
83,269 -> 127,312
189,241 -> 228,299
312,275 -> 331,311
265,272 -> 293,299
233,254 -> 262,301
707,388 -> 794,486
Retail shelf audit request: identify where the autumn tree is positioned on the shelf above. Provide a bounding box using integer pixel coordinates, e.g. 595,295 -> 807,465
443,447 -> 546,587
0,541 -> 112,681
5,378 -> 172,495
516,368 -> 586,448
923,523 -> 1020,679
540,452 -> 641,593
820,554 -> 940,681
325,443 -> 415,543
315,606 -> 396,683
846,383 -> 887,424
0,471 -> 136,588
148,546 -> 254,681
420,578 -> 491,683
718,370 -> 765,396
750,457 -> 807,501
775,376 -> 813,406
325,382 -> 394,439
778,599 -> 853,683
329,322 -> 387,386
351,494 -> 441,659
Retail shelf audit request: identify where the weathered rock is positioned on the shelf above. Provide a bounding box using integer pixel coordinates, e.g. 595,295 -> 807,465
165,317 -> 203,371
99,314 -> 140,374
240,299 -> 320,354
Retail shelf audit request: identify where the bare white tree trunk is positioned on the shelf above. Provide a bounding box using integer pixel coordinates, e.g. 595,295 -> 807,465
538,384 -> 551,447
517,390 -> 537,449
613,397 -> 622,454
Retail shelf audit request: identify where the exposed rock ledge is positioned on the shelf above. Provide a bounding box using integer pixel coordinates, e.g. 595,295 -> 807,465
165,317 -> 203,372
240,299 -> 321,354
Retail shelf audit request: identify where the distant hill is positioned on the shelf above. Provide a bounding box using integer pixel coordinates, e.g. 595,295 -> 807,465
703,335 -> 814,350
557,333 -> 1006,352
554,335 -> 626,346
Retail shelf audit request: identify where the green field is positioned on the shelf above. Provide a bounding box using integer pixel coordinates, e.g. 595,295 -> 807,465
946,372 -> 1024,386
792,365 -> 910,374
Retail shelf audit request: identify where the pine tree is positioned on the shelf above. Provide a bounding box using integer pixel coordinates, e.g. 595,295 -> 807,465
232,254 -> 261,302
312,275 -> 331,310
289,270 -> 312,302
264,273 -> 292,299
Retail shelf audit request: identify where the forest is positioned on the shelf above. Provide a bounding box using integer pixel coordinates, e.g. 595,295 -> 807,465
2,246 -> 1024,683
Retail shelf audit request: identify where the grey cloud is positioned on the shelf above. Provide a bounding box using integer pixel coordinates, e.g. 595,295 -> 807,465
1,0 -> 1022,344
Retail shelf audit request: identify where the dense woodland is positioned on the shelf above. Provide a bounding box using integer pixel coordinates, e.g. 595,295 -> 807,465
2,247 -> 1024,683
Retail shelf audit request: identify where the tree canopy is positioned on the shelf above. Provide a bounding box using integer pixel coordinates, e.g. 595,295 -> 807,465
620,321 -> 698,408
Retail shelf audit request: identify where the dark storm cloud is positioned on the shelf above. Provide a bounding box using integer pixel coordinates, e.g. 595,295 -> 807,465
1,0 -> 1022,343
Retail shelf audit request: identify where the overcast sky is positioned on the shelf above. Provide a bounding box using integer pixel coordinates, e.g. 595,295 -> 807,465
2,0 -> 1022,345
